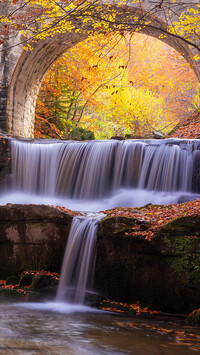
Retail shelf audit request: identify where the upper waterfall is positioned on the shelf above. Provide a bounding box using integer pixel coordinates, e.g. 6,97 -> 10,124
2,138 -> 200,212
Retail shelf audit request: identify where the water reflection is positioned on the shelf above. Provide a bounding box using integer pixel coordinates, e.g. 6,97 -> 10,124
0,299 -> 200,354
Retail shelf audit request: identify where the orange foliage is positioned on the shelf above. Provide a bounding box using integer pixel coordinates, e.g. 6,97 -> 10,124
100,299 -> 160,316
168,112 -> 200,139
103,199 -> 200,241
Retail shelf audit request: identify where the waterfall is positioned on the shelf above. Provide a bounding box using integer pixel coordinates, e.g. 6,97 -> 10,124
10,139 -> 200,200
6,138 -> 200,305
56,214 -> 103,304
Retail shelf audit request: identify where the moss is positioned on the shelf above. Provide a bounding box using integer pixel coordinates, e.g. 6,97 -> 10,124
165,236 -> 200,283
100,216 -> 136,236
19,272 -> 35,287
113,226 -> 133,235
0,270 -> 59,302
186,309 -> 200,325
31,274 -> 58,291
6,275 -> 20,285
0,288 -> 26,299
102,215 -> 136,223
160,215 -> 200,237
154,215 -> 200,285
100,216 -> 150,238
96,213 -> 200,314
168,124 -> 181,136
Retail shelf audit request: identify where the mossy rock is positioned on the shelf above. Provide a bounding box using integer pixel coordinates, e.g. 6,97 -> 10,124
100,215 -> 150,238
155,215 -> 200,239
6,275 -> 20,285
19,271 -> 35,287
0,270 -> 59,301
0,288 -> 26,299
95,214 -> 200,314
186,309 -> 200,326
31,274 -> 59,291
152,214 -> 200,286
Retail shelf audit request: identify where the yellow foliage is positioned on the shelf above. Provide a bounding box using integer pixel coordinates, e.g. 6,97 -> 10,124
35,31 -> 198,139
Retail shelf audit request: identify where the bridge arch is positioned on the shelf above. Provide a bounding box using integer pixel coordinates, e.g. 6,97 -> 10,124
6,4 -> 200,137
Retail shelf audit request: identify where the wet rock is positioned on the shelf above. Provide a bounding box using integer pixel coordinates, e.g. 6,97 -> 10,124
95,214 -> 200,315
0,270 -> 59,302
0,204 -> 73,277
6,275 -> 20,285
31,274 -> 59,291
110,136 -> 124,140
19,271 -> 35,287
0,288 -> 26,299
186,309 -> 200,326
192,151 -> 200,193
153,131 -> 165,139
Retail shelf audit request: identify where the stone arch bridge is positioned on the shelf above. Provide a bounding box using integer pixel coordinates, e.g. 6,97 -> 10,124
0,0 -> 199,138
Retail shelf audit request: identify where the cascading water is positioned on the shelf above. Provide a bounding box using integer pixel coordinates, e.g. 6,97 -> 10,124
56,213 -> 103,304
7,138 -> 200,211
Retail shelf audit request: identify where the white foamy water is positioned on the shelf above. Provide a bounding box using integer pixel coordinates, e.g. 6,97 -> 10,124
15,301 -> 103,314
0,189 -> 199,212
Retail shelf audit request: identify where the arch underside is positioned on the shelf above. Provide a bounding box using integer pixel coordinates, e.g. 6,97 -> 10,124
7,4 -> 200,138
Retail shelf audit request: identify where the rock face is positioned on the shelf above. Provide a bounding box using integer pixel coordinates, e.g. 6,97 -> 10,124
95,215 -> 200,314
0,204 -> 73,278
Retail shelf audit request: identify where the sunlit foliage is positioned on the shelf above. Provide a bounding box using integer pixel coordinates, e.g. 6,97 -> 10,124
35,33 -> 199,139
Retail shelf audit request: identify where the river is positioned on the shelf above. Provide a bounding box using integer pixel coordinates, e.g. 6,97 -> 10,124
0,299 -> 200,354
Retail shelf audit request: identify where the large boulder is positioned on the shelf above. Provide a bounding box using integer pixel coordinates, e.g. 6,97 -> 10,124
0,204 -> 73,277
95,215 -> 200,314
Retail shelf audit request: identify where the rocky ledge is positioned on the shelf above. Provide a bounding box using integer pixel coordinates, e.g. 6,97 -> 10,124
0,204 -> 73,278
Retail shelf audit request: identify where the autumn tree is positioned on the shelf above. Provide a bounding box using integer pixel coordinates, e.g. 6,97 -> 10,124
35,32 -> 121,138
35,31 -> 199,139
0,0 -> 199,52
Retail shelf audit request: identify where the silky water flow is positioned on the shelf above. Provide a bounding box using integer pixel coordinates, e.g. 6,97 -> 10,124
56,213 -> 104,304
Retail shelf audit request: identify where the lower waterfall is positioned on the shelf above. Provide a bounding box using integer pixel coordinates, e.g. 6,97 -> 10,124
56,214 -> 103,304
